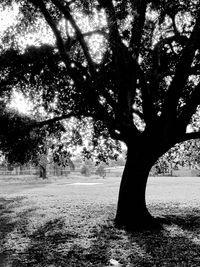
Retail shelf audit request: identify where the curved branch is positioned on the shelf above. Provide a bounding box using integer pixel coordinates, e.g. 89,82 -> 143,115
189,65 -> 200,75
178,131 -> 200,143
150,35 -> 188,105
51,0 -> 96,76
162,11 -> 200,121
29,0 -> 85,85
172,13 -> 181,37
151,35 -> 188,85
152,35 -> 188,65
30,1 -> 114,124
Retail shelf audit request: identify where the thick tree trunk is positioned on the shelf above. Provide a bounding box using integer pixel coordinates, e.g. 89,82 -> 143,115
115,144 -> 159,230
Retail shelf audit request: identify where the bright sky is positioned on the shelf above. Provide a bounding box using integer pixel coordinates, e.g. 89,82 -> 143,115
0,4 -> 55,114
9,90 -> 33,114
0,4 -> 31,114
0,4 -> 18,32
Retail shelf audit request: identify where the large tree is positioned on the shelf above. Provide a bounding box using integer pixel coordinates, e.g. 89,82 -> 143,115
1,0 -> 200,229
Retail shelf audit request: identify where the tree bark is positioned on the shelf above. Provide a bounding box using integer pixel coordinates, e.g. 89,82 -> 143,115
115,143 -> 160,230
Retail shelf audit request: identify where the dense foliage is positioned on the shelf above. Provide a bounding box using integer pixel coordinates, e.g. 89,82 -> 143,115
0,1 -> 200,148
0,104 -> 65,166
0,105 -> 42,164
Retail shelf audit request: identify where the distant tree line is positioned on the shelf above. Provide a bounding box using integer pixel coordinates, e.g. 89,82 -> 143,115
152,139 -> 200,175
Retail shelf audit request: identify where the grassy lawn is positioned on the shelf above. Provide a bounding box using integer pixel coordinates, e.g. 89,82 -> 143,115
0,175 -> 200,266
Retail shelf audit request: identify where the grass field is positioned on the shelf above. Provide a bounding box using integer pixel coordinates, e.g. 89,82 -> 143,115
0,174 -> 200,266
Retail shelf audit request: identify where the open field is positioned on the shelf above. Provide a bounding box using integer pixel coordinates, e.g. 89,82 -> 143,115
0,175 -> 200,266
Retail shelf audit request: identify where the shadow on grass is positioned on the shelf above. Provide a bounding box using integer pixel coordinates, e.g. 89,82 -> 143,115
165,211 -> 200,231
1,198 -> 200,266
127,211 -> 200,266
0,198 -> 20,238
0,196 -> 35,266
11,218 -> 111,267
0,196 -> 112,267
9,216 -> 200,267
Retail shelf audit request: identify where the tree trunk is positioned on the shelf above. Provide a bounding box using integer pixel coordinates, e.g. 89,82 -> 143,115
39,165 -> 47,179
115,144 -> 160,230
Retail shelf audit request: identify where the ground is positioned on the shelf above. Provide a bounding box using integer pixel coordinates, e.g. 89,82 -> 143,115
0,174 -> 200,266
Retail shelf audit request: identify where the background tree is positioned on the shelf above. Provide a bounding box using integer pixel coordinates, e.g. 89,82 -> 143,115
96,163 -> 106,178
38,150 -> 48,179
153,144 -> 181,175
80,164 -> 91,177
153,138 -> 200,175
52,143 -> 74,176
0,105 -> 65,178
1,0 -> 200,229
0,106 -> 43,165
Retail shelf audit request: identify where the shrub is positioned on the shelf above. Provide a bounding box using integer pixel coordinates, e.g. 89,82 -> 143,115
96,164 -> 106,178
80,164 -> 91,176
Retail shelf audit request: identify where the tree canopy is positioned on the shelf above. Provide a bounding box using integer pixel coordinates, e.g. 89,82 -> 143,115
0,0 -> 200,147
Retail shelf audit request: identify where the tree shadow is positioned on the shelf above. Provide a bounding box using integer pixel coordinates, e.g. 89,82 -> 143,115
1,198 -> 200,266
0,198 -> 19,238
127,211 -> 200,266
11,218 -> 112,267
0,196 -> 37,266
164,211 -> 200,231
0,196 -> 112,266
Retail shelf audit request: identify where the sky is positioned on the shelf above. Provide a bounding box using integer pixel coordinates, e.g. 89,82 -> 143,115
0,4 -> 31,114
0,3 -> 54,114
0,3 -> 18,32
9,90 -> 33,114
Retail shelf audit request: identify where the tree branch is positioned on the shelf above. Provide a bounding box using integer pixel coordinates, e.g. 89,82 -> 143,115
137,64 -> 157,124
178,131 -> 200,143
162,11 -> 200,121
97,0 -> 123,64
132,108 -> 144,120
29,0 -> 85,85
152,35 -> 188,68
51,0 -> 97,76
98,1 -> 138,124
130,0 -> 147,59
29,0 -> 139,140
189,65 -> 200,75
99,90 -> 118,112
30,112 -> 75,129
29,1 -> 115,124
83,29 -> 108,38
151,35 -> 188,91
